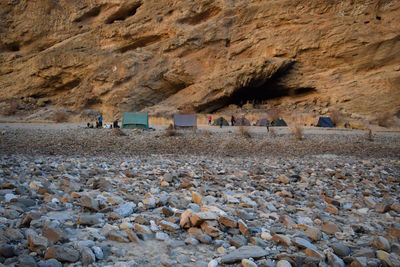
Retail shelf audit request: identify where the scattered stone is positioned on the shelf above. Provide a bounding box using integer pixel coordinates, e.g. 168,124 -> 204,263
37,259 -> 62,267
44,246 -> 80,263
78,214 -> 101,225
292,237 -> 317,250
242,258 -> 258,267
372,236 -> 391,251
79,195 -> 100,211
159,220 -> 180,232
272,234 -> 292,247
18,255 -> 38,267
219,215 -> 238,228
192,192 -> 203,205
81,247 -> 96,265
305,226 -> 321,241
327,252 -> 345,267
330,242 -> 351,257
106,230 -> 130,243
114,202 -> 136,218
321,222 -> 340,235
276,260 -> 292,267
221,246 -> 267,264
0,244 -> 17,258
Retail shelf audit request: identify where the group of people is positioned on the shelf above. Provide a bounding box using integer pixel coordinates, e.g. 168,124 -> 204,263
87,114 -> 120,129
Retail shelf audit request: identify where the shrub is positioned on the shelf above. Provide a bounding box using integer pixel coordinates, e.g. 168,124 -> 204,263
112,128 -> 126,136
238,126 -> 251,138
164,124 -> 177,137
365,129 -> 374,141
53,110 -> 68,123
329,107 -> 343,125
202,130 -> 211,138
269,127 -> 277,138
375,111 -> 394,127
2,100 -> 19,116
290,124 -> 304,140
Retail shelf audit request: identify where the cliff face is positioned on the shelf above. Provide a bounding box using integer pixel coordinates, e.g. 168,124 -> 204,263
0,0 -> 399,118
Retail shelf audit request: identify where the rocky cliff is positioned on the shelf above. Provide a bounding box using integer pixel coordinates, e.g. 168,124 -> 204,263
0,0 -> 399,119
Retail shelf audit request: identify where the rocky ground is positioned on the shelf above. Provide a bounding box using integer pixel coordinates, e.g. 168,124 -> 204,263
0,124 -> 399,267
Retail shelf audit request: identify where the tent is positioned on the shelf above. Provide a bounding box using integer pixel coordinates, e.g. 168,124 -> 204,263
235,117 -> 251,126
122,112 -> 149,129
317,117 -> 335,127
271,118 -> 287,126
255,118 -> 270,127
212,117 -> 229,126
173,114 -> 197,129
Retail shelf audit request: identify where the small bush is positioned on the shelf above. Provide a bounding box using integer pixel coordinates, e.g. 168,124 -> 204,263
164,124 -> 177,137
329,107 -> 343,126
2,100 -> 19,116
238,126 -> 251,138
290,124 -> 304,140
375,111 -> 394,128
112,128 -> 126,136
269,127 -> 277,138
202,130 -> 211,138
365,129 -> 374,141
53,110 -> 68,123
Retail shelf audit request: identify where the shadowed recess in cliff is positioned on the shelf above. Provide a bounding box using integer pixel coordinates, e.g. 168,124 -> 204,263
117,34 -> 169,53
105,2 -> 142,24
73,6 -> 103,23
177,6 -> 222,25
195,66 -> 316,113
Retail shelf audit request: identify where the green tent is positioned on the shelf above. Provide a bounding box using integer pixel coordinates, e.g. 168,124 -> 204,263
122,112 -> 149,129
271,118 -> 287,127
212,117 -> 229,126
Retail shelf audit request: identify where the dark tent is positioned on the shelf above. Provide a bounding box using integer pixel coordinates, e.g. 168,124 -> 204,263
317,117 -> 335,127
173,114 -> 197,129
255,118 -> 270,126
271,118 -> 287,127
212,117 -> 229,126
235,117 -> 251,126
122,112 -> 149,129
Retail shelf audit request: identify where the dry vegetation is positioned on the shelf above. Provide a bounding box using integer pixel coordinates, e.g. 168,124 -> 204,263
329,107 -> 343,126
374,111 -> 394,128
365,129 -> 374,141
269,127 -> 277,138
1,99 -> 19,116
112,128 -> 127,136
238,126 -> 252,138
53,110 -> 68,123
289,124 -> 304,140
164,124 -> 177,137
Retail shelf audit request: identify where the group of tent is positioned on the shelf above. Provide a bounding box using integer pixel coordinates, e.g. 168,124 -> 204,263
121,112 -> 336,129
121,112 -> 198,129
211,117 -> 288,127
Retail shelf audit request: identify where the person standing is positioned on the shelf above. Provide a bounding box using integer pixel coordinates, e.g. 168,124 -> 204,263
98,114 -> 103,128
231,115 -> 236,126
207,115 -> 212,125
113,119 -> 120,128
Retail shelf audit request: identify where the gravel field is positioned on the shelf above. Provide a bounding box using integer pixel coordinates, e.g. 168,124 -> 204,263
0,123 -> 399,267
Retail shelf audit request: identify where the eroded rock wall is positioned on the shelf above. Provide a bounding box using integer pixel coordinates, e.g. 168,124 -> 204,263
0,0 -> 399,117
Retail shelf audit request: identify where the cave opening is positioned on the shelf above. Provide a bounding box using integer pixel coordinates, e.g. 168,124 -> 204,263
196,69 -> 316,113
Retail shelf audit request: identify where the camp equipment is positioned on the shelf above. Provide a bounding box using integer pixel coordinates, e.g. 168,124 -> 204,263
173,114 -> 197,129
317,117 -> 335,127
122,112 -> 149,129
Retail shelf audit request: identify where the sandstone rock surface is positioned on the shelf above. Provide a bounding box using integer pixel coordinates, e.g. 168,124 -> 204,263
1,0 -> 399,118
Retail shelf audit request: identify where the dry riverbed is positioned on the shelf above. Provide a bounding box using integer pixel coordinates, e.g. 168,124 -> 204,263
0,123 -> 399,267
